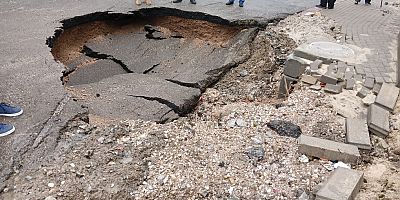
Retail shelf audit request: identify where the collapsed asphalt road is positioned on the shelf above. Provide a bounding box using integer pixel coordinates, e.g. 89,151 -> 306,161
0,0 -> 316,195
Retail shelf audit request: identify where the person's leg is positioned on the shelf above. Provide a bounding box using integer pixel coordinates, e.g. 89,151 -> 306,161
327,0 -> 335,9
0,103 -> 23,117
239,0 -> 245,7
172,0 -> 182,3
226,0 -> 235,5
0,123 -> 15,137
365,0 -> 371,4
317,0 -> 328,8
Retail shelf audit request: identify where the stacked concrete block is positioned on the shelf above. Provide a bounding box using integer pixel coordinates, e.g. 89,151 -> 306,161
298,135 -> 360,163
346,118 -> 371,150
367,104 -> 390,138
324,84 -> 342,94
316,167 -> 364,200
375,83 -> 400,112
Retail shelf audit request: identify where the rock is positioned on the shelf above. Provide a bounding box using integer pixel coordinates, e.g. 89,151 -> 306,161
298,155 -> 309,163
266,120 -> 302,138
324,84 -> 342,94
239,70 -> 249,77
235,118 -> 246,127
302,75 -> 318,85
333,161 -> 351,169
246,146 -> 265,161
45,196 -> 57,200
48,183 -> 55,188
310,84 -> 322,91
227,119 -> 237,128
362,94 -> 376,106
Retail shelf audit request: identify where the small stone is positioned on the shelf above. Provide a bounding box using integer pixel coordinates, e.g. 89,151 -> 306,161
227,119 -> 236,128
235,118 -> 246,127
333,161 -> 351,169
266,120 -> 302,138
45,196 -> 57,200
310,84 -> 322,91
246,146 -> 265,161
25,176 -> 33,181
298,155 -> 309,163
97,137 -> 105,143
48,183 -> 55,188
239,70 -> 249,77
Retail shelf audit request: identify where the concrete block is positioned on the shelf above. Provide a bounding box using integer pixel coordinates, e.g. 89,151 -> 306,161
278,75 -> 298,98
325,84 -> 342,94
354,74 -> 363,83
384,76 -> 394,83
327,63 -> 337,73
344,71 -> 354,80
337,61 -> 347,69
316,167 -> 364,200
302,75 -> 318,85
367,104 -> 390,138
375,76 -> 384,84
372,83 -> 382,95
356,87 -> 370,98
375,83 -> 400,112
346,118 -> 371,150
345,79 -> 355,90
310,59 -> 323,71
355,65 -> 365,75
320,73 -> 338,84
298,135 -> 361,163
283,54 -> 308,78
364,77 -> 375,89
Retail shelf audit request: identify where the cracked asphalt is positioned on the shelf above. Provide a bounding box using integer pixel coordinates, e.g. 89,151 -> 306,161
0,0 -> 317,191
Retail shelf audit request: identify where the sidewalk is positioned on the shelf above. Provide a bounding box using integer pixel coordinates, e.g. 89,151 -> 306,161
322,0 -> 399,82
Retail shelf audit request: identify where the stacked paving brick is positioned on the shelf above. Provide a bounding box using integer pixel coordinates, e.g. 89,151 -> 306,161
282,48 -> 400,199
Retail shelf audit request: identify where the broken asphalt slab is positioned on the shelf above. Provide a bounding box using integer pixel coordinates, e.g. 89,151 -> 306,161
0,0 -> 317,191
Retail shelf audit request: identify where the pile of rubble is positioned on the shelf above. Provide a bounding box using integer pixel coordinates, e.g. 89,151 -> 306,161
278,41 -> 400,199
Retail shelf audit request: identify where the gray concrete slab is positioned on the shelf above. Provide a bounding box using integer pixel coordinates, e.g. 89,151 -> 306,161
375,83 -> 400,112
346,118 -> 371,150
320,73 -> 338,84
316,167 -> 364,200
356,87 -> 370,98
372,83 -> 382,95
345,79 -> 355,90
310,59 -> 323,72
367,103 -> 390,138
298,135 -> 361,163
364,77 -> 375,89
324,84 -> 342,94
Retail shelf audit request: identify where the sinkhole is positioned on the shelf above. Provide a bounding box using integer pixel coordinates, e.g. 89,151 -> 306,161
47,8 -> 259,123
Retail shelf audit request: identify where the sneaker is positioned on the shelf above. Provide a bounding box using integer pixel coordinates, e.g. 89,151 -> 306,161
190,0 -> 196,4
172,0 -> 182,3
239,2 -> 244,7
0,103 -> 23,117
316,4 -> 327,8
0,123 -> 15,137
226,0 -> 234,5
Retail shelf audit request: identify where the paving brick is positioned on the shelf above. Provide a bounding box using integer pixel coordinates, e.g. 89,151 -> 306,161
310,84 -> 322,91
301,75 -> 318,85
346,118 -> 371,150
345,79 -> 355,90
283,54 -> 308,78
298,135 -> 361,163
364,77 -> 375,89
375,76 -> 384,84
316,167 -> 364,200
354,74 -> 363,82
362,94 -> 376,106
356,87 -> 370,98
324,84 -> 342,94
367,103 -> 390,138
375,83 -> 400,112
320,73 -> 338,84
344,71 -> 353,80
327,64 -> 337,73
372,83 -> 382,94
355,65 -> 365,75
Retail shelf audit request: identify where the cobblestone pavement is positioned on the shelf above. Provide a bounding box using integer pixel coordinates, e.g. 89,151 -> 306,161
322,0 -> 399,82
